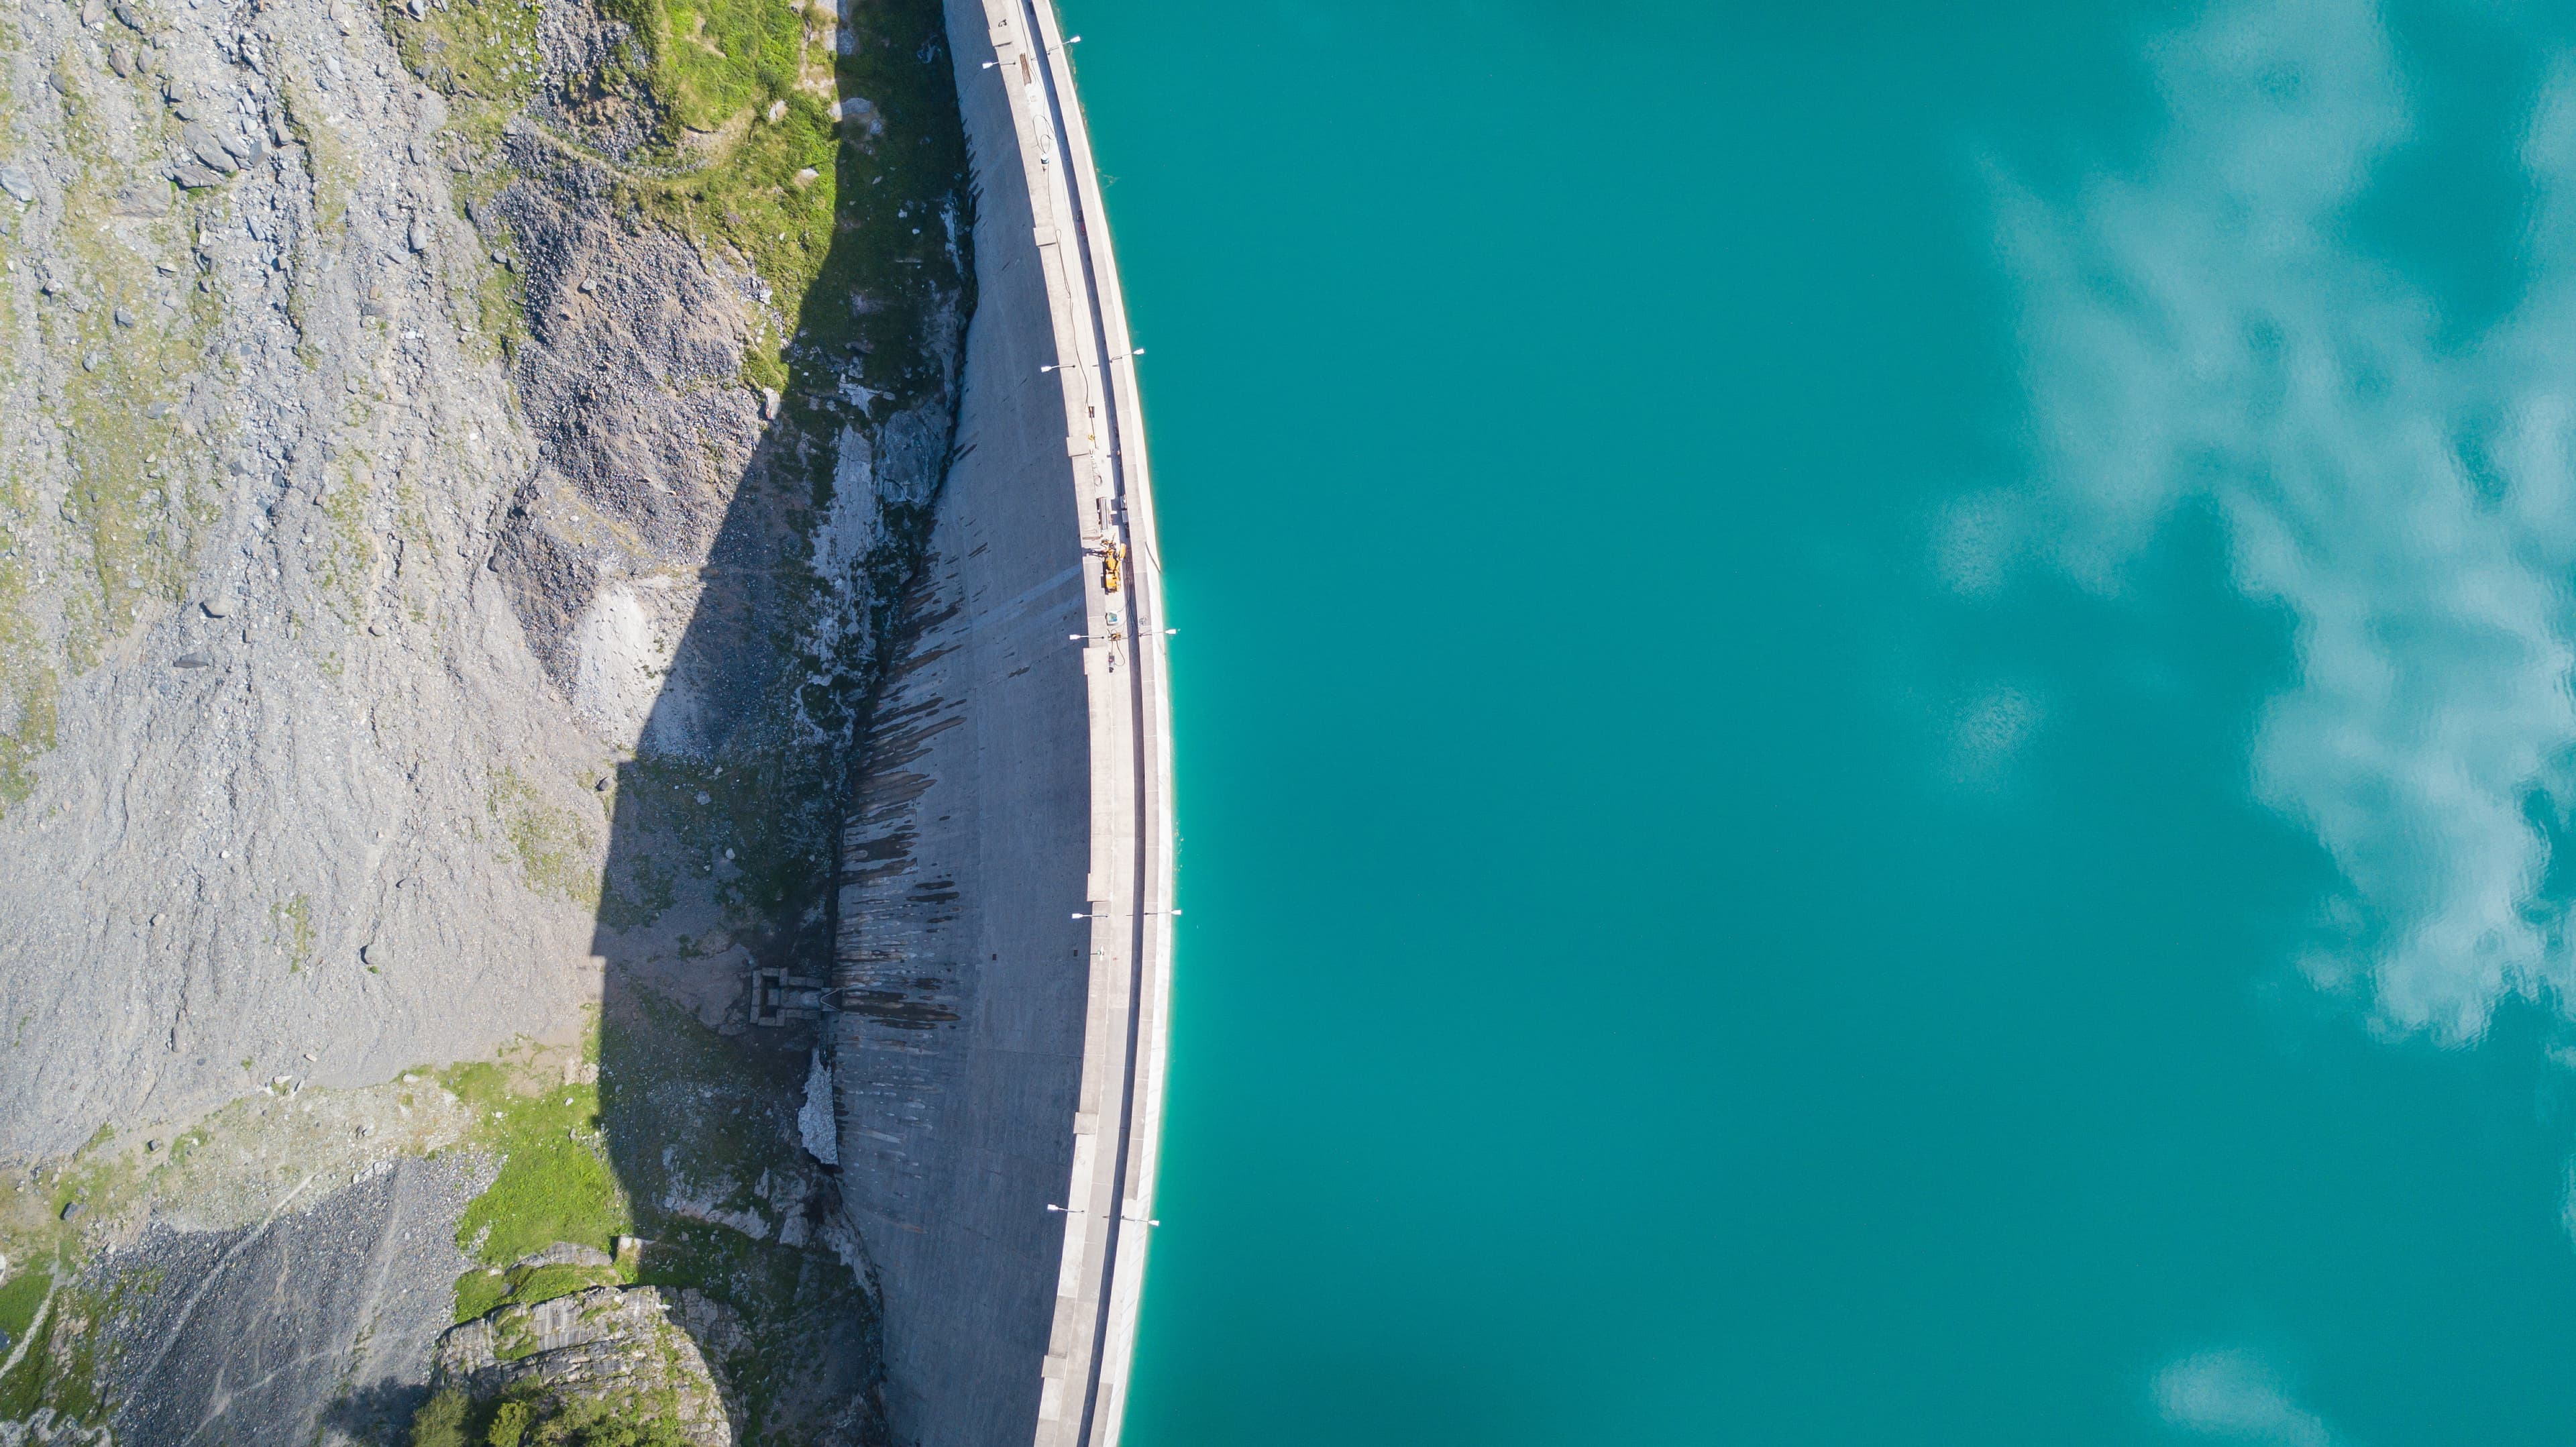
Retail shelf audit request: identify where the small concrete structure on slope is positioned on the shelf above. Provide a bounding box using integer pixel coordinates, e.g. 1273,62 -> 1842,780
831,1 -> 1177,1444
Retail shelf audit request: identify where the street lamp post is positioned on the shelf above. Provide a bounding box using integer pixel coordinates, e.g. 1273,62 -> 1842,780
1042,348 -> 1141,374
1046,1203 -> 1159,1226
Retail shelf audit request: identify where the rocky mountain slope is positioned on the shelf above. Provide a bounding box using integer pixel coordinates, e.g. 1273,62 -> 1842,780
0,0 -> 971,1430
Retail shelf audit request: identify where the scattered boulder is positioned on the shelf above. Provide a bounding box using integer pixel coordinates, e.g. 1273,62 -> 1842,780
113,179 -> 170,217
182,125 -> 238,174
0,166 -> 34,203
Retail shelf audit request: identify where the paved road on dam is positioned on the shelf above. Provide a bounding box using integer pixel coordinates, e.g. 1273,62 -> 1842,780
989,2 -> 1179,1442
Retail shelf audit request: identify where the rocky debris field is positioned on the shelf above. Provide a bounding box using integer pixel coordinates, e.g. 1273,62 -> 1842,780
0,0 -> 616,1168
0,0 -> 973,1427
93,1154 -> 488,1445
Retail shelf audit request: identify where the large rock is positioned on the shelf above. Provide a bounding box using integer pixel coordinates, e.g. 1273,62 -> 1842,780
431,1285 -> 741,1447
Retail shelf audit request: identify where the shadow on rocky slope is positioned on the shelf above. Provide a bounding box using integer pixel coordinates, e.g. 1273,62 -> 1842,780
546,0 -> 974,1440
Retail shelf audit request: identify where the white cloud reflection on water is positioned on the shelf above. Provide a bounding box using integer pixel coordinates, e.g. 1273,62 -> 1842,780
1998,0 -> 2576,1043
1946,684 -> 2047,791
2155,1350 -> 2343,1447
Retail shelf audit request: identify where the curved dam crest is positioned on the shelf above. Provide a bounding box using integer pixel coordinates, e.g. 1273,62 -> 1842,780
833,1 -> 1175,1443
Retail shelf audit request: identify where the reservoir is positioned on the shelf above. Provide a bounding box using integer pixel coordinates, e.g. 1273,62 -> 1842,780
1076,0 -> 2576,1442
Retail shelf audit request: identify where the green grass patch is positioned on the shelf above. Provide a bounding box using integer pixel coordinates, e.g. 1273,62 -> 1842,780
444,1052 -> 629,1283
0,135 -> 219,818
453,1265 -> 514,1324
0,1265 -> 49,1344
384,0 -> 542,109
487,765 -> 604,907
409,1379 -> 694,1447
0,452 -> 62,816
625,97 -> 839,339
0,662 -> 59,819
269,892 -> 315,969
450,1258 -> 625,1325
0,1279 -> 107,1427
314,451 -> 380,627
513,1260 -> 625,1306
433,0 -> 963,386
492,1303 -> 540,1360
474,235 -> 530,361
653,0 -> 799,131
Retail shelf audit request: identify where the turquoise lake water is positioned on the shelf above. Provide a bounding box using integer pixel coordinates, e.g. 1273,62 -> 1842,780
1064,1 -> 2576,1440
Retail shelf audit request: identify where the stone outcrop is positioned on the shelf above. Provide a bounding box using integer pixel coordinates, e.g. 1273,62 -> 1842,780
432,1285 -> 741,1447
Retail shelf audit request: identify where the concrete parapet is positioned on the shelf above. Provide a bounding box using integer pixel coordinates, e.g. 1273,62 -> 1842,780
832,1 -> 1175,1444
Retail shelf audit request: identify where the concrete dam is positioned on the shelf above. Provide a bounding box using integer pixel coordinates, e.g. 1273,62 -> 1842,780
833,2 -> 1177,1444
0,0 -> 1166,1431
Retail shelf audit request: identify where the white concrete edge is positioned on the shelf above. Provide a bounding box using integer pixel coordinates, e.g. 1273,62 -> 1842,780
961,4 -> 1176,1446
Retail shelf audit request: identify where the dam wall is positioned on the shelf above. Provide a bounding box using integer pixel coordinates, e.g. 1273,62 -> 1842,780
832,1 -> 1176,1444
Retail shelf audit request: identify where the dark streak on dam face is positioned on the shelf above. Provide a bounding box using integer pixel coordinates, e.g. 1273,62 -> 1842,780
833,523 -> 1090,1439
